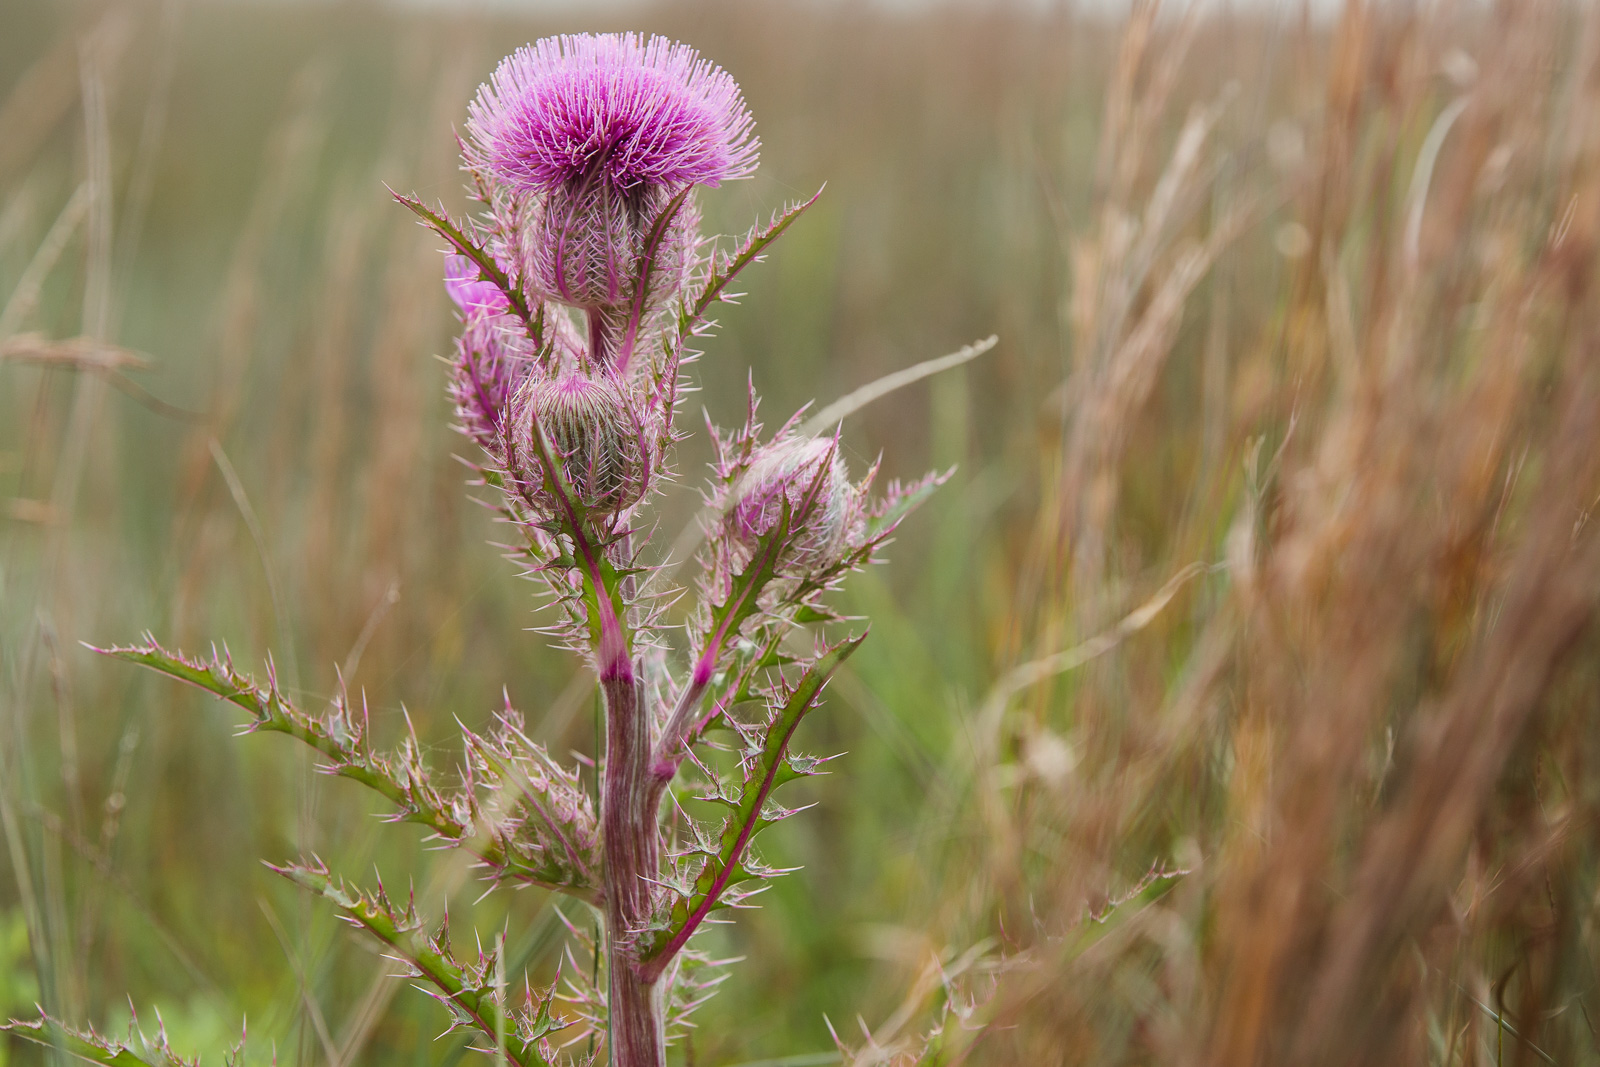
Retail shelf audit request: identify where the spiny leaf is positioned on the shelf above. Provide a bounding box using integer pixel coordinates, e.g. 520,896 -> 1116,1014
390,187 -> 539,336
680,187 -> 823,337
779,466 -> 953,615
637,634 -> 866,979
274,860 -> 566,1067
514,407 -> 632,679
97,638 -> 597,901
618,184 -> 695,371
699,501 -> 793,667
695,441 -> 841,673
3,1013 -> 221,1067
865,468 -> 951,542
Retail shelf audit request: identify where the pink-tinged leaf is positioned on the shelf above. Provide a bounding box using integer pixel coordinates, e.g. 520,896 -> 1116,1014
390,187 -> 541,338
513,408 -> 634,685
617,184 -> 694,373
636,634 -> 866,979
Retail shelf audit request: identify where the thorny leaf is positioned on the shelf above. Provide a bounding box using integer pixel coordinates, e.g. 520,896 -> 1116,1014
678,187 -> 824,340
98,639 -> 598,902
510,412 -> 636,679
3,1010 -> 242,1067
274,860 -> 566,1067
391,188 -> 541,337
637,635 -> 866,979
696,491 -> 800,665
618,185 -> 695,372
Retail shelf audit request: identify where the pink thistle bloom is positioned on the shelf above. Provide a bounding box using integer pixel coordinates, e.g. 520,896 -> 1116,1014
465,33 -> 753,314
467,33 -> 758,197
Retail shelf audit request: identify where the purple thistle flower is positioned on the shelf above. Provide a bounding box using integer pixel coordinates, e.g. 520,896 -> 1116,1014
466,34 -> 758,197
465,34 -> 751,316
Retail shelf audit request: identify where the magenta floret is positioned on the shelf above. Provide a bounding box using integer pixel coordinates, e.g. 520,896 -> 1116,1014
467,33 -> 759,196
444,253 -> 511,317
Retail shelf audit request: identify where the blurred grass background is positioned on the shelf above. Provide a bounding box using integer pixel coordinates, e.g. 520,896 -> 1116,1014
11,0 -> 1600,1064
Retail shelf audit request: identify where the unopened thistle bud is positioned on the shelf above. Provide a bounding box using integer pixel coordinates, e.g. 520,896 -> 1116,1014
518,373 -> 648,514
727,436 -> 852,568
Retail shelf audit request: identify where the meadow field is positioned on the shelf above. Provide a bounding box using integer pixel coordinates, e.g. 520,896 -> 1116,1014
7,0 -> 1600,1064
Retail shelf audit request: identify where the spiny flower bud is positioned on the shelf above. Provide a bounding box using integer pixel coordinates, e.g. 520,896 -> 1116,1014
522,182 -> 701,312
727,436 -> 852,568
518,373 -> 648,514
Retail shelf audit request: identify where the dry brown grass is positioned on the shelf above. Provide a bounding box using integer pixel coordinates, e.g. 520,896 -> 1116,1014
876,2 -> 1600,1064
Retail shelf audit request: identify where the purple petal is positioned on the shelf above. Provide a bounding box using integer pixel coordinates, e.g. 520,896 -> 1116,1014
466,33 -> 759,196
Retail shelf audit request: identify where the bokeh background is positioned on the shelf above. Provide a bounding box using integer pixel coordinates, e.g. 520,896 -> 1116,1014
11,1 -> 1600,1065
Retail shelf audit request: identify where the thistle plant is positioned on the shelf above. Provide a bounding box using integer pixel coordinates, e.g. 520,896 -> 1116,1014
6,32 -> 942,1067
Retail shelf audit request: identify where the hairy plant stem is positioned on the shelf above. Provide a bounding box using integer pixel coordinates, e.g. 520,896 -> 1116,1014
651,672 -> 710,788
600,657 -> 664,1067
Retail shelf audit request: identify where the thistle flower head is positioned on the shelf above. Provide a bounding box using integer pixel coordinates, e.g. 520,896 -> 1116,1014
466,33 -> 758,197
517,372 -> 649,514
727,435 -> 853,568
465,34 -> 751,315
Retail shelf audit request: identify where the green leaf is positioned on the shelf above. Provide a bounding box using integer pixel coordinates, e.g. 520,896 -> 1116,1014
679,187 -> 823,338
275,862 -> 564,1067
637,634 -> 866,979
516,411 -> 634,680
389,188 -> 539,338
98,639 -> 597,901
697,442 -> 843,666
700,502 -> 792,662
2,1013 -> 226,1067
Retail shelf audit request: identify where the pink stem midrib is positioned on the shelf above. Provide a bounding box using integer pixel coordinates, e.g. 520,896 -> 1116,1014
636,704 -> 803,984
647,528 -> 782,787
